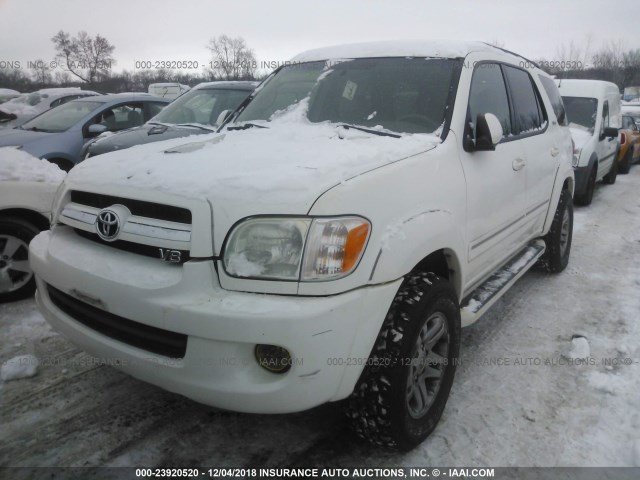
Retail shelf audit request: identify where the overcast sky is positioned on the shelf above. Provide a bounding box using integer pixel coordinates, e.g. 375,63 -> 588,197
1,0 -> 639,77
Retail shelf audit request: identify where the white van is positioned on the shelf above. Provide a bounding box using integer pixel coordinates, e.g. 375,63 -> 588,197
147,83 -> 190,100
558,79 -> 621,205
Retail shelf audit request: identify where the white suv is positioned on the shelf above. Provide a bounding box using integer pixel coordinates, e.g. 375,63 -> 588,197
30,41 -> 574,450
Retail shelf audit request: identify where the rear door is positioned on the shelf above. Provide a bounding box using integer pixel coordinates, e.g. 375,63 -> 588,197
502,67 -> 557,235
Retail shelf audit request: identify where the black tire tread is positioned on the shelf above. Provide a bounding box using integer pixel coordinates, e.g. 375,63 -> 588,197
537,189 -> 573,273
345,272 -> 460,450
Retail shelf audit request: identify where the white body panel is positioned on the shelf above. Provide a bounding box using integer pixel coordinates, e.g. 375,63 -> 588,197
30,42 -> 574,413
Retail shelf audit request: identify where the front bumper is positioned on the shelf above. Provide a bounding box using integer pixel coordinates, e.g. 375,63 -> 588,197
30,228 -> 401,413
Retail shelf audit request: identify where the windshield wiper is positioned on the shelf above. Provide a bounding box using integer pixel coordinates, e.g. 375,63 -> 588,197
174,123 -> 217,132
25,126 -> 53,133
227,122 -> 268,131
338,124 -> 401,138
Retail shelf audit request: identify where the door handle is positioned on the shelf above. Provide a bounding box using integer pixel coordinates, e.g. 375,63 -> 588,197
512,158 -> 526,171
551,147 -> 560,157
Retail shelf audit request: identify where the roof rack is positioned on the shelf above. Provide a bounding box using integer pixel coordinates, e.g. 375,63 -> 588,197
482,42 -> 541,69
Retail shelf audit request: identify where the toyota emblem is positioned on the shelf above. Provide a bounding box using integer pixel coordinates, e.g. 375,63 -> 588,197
95,209 -> 121,241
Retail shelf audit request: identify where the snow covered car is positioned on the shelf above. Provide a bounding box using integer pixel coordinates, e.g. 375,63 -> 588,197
0,148 -> 65,302
83,81 -> 257,159
0,88 -> 20,104
30,41 -> 574,450
558,80 -> 621,205
147,82 -> 190,100
0,94 -> 169,171
0,88 -> 100,129
616,114 -> 640,174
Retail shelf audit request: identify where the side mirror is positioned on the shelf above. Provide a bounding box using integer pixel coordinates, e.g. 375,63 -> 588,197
215,109 -> 231,127
602,126 -> 618,139
87,124 -> 107,136
474,113 -> 503,151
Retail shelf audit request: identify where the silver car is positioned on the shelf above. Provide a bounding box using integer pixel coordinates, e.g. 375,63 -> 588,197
0,93 -> 170,170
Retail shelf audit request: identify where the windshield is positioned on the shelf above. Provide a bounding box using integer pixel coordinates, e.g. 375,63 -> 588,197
236,58 -> 460,134
20,100 -> 103,132
562,96 -> 598,132
153,88 -> 252,126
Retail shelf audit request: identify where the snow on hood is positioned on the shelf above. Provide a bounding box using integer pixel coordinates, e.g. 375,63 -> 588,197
68,120 -> 440,212
569,125 -> 593,151
0,147 -> 66,183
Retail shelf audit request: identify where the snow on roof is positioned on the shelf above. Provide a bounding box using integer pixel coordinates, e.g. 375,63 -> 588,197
0,147 -> 66,183
194,81 -> 259,90
291,40 -> 497,62
0,88 -> 20,95
557,79 -> 620,97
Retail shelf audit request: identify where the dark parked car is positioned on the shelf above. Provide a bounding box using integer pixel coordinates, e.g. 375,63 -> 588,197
83,81 -> 257,158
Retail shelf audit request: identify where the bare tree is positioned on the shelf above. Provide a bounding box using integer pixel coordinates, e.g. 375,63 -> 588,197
206,35 -> 257,80
591,39 -> 626,86
51,30 -> 115,84
53,70 -> 72,86
30,59 -> 52,87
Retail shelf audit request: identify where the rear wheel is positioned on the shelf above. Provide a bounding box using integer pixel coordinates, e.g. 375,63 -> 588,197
345,273 -> 460,450
0,218 -> 39,302
538,189 -> 573,273
48,158 -> 73,172
603,157 -> 618,184
618,150 -> 632,174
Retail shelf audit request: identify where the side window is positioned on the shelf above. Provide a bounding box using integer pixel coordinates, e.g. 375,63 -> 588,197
145,102 -> 166,121
503,65 -> 546,134
539,75 -> 568,126
468,63 -> 511,139
601,101 -> 610,135
90,103 -> 145,132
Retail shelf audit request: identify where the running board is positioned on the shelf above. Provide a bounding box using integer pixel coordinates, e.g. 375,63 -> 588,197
460,240 -> 546,327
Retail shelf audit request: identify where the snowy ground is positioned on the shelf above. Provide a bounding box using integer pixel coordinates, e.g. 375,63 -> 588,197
1,168 -> 639,470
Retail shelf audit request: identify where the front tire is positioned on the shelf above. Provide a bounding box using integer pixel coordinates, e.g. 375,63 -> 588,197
538,189 -> 573,273
345,273 -> 461,450
575,165 -> 596,206
0,218 -> 39,302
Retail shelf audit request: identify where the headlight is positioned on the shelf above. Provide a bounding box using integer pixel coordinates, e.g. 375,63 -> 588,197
223,216 -> 370,281
572,147 -> 581,167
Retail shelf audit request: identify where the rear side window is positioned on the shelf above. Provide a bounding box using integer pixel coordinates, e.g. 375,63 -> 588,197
539,75 -> 568,126
468,63 -> 512,137
503,66 -> 546,134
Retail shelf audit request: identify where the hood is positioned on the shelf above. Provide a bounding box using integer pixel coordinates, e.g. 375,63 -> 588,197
568,125 -> 593,152
0,128 -> 52,145
68,122 -> 440,218
88,123 -> 213,157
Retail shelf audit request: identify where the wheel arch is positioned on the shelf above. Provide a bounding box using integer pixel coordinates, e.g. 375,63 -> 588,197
0,208 -> 49,231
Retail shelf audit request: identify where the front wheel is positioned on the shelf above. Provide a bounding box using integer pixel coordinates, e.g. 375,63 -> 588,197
538,189 -> 573,273
0,218 -> 40,302
575,165 -> 596,206
345,273 -> 461,450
